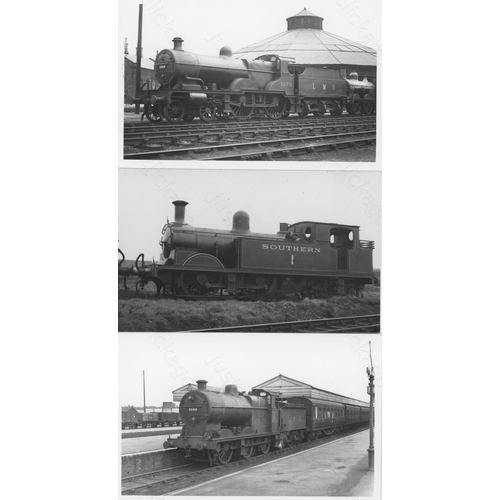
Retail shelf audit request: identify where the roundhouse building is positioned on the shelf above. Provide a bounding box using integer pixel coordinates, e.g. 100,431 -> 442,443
233,8 -> 376,80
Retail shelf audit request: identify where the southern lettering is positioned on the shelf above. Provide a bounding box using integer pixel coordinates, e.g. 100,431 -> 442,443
262,244 -> 320,253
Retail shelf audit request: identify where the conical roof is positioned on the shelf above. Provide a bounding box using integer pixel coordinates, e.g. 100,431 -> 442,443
234,8 -> 376,67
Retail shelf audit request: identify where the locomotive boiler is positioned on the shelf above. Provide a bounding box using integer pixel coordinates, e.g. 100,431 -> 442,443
136,37 -> 375,122
119,199 -> 376,299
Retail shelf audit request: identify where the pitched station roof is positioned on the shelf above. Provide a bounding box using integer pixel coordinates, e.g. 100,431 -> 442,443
234,8 -> 376,67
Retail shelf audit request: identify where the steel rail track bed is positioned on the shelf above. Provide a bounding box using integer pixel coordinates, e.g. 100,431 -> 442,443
123,130 -> 375,160
187,313 -> 380,333
123,115 -> 376,137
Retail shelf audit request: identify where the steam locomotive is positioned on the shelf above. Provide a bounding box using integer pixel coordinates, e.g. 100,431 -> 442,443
118,200 -> 376,299
163,379 -> 370,465
136,37 -> 375,122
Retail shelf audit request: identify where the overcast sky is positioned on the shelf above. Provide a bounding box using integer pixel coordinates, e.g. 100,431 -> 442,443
119,332 -> 381,407
119,0 -> 381,66
118,168 -> 381,267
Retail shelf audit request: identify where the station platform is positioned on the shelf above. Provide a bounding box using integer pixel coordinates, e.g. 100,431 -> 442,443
172,429 -> 375,496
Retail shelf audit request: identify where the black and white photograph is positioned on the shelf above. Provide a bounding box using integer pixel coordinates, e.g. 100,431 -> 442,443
119,332 -> 381,496
119,0 -> 380,162
118,168 -> 381,332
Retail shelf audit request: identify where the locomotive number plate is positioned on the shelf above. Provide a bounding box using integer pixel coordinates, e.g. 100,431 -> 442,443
159,65 -> 166,69
188,408 -> 198,411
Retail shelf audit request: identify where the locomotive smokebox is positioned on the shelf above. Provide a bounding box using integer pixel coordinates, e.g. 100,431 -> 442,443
173,200 -> 188,224
197,379 -> 208,391
172,37 -> 184,51
232,211 -> 250,233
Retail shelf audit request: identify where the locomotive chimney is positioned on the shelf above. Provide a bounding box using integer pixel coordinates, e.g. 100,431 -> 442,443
197,379 -> 208,391
232,210 -> 250,233
172,200 -> 188,224
172,37 -> 184,51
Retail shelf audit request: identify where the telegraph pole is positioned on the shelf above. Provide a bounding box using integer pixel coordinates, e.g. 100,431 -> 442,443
135,4 -> 143,114
143,370 -> 146,413
367,341 -> 375,471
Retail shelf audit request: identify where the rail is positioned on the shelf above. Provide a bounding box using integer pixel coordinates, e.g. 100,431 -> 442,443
187,313 -> 380,333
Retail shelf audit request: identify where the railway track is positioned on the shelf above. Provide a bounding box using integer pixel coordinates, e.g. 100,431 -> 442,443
121,425 -> 368,495
121,462 -> 209,496
189,313 -> 380,333
123,115 -> 376,160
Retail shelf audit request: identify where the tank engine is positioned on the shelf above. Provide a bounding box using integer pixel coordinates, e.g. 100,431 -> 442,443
164,379 -> 370,465
136,37 -> 375,122
119,200 -> 376,299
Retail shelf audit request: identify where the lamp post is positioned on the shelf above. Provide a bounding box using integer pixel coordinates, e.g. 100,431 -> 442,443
366,342 -> 375,471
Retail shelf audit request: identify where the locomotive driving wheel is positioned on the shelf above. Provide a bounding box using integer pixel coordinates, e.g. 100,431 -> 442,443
178,271 -> 222,296
163,100 -> 185,122
349,94 -> 362,116
240,442 -> 255,459
240,275 -> 278,297
264,95 -> 285,120
345,284 -> 359,296
259,441 -> 271,454
217,444 -> 233,465
362,101 -> 374,115
230,95 -> 253,120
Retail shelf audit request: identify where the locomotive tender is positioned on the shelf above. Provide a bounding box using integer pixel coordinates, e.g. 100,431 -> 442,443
137,37 -> 375,122
119,200 -> 375,299
164,379 -> 369,465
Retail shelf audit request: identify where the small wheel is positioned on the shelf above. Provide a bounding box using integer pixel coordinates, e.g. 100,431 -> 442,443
259,441 -> 271,454
183,113 -> 195,122
297,101 -> 309,118
144,100 -> 162,122
199,104 -> 217,122
313,111 -> 325,117
345,284 -> 359,296
330,100 -> 343,117
163,100 -> 184,123
217,444 -> 233,465
135,279 -> 148,292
